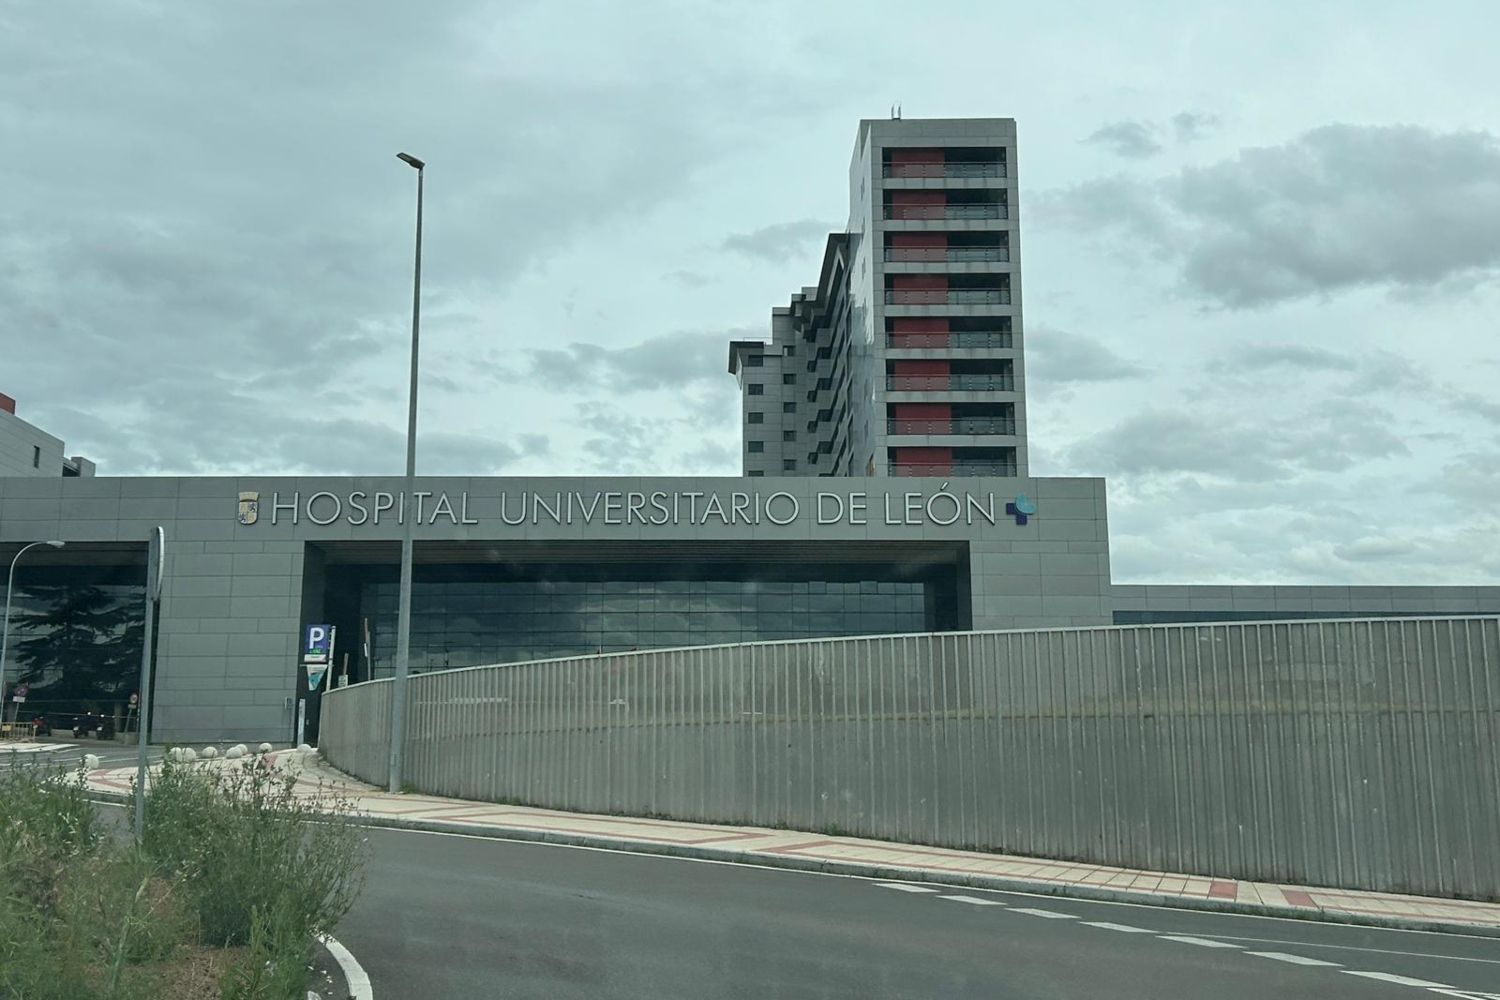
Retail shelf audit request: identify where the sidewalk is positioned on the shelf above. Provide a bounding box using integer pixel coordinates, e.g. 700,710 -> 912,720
85,750 -> 1500,937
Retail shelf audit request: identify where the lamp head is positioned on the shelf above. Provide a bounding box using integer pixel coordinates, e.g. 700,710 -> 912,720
397,152 -> 425,170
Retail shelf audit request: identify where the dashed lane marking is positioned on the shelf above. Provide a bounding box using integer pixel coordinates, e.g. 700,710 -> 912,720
1244,951 -> 1341,968
1081,922 -> 1155,934
1009,907 -> 1076,919
875,883 -> 939,893
937,895 -> 1007,906
1158,935 -> 1241,949
1340,971 -> 1451,989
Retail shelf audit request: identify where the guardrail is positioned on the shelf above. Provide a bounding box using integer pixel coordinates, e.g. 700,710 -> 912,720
886,332 -> 1014,350
321,618 -> 1500,900
887,418 -> 1016,436
884,246 -> 1010,263
885,374 -> 1015,391
883,162 -> 1006,179
884,204 -> 1008,221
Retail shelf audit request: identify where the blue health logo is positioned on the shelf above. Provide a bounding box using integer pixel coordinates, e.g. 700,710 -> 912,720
1005,493 -> 1037,526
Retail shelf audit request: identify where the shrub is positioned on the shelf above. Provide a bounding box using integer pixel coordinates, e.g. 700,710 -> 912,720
142,754 -> 366,952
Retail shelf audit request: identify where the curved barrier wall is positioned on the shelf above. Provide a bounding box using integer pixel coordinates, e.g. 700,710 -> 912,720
321,618 -> 1500,899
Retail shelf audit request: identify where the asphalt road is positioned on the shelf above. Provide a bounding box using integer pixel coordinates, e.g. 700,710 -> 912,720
335,828 -> 1500,999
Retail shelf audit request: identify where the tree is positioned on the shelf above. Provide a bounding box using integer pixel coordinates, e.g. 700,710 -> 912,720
10,583 -> 143,717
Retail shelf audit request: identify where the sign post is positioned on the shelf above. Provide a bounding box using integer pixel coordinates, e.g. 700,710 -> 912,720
300,624 -> 333,746
135,526 -> 164,841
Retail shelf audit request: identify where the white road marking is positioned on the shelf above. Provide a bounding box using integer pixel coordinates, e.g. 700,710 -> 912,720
0,742 -> 70,753
1199,935 -> 1500,966
938,895 -> 1006,906
875,883 -> 939,893
1010,907 -> 1076,919
1340,970 -> 1451,989
1082,921 -> 1155,934
318,933 -> 373,1000
1244,951 -> 1341,967
1158,935 -> 1241,949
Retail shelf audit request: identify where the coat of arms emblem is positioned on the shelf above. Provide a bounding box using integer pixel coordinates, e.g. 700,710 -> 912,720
237,491 -> 259,526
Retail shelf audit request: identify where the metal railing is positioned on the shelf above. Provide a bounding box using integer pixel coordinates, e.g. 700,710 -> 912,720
883,246 -> 1010,263
883,203 -> 1008,221
890,462 -> 1018,476
884,289 -> 1011,306
886,332 -> 1013,349
887,418 -> 1016,436
883,161 -> 1006,179
885,374 -> 1015,392
321,618 -> 1500,900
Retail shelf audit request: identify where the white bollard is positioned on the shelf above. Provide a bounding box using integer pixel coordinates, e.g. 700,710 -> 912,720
296,743 -> 312,753
256,742 -> 273,755
200,745 -> 219,759
226,744 -> 248,759
83,753 -> 101,771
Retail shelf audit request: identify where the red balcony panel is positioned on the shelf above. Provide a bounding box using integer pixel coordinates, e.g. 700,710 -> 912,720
893,360 -> 950,376
889,190 -> 947,206
892,447 -> 952,471
893,403 -> 951,420
889,149 -> 945,165
889,317 -> 950,347
889,232 -> 948,248
890,274 -> 948,291
0,393 -> 14,415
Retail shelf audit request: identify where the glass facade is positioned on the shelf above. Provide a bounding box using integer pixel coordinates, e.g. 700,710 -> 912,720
350,572 -> 945,677
0,565 -> 144,726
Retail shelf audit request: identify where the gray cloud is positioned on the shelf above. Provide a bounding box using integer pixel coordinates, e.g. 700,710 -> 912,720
1083,121 -> 1163,159
1044,124 -> 1500,307
1026,327 -> 1148,384
526,330 -> 743,392
1206,344 -> 1358,375
1062,401 -> 1408,482
1171,111 -> 1220,143
721,220 -> 834,263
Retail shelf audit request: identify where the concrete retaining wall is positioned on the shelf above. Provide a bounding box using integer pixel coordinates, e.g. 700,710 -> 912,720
321,618 -> 1500,899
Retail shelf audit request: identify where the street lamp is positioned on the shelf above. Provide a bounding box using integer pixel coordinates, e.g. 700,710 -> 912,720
388,151 -> 424,793
0,540 -> 65,725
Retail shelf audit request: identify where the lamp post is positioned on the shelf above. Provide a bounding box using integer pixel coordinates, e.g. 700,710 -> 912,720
1,540 -> 65,724
389,151 -> 424,793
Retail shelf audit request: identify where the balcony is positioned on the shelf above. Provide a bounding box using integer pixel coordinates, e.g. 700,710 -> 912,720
884,246 -> 1009,263
884,288 -> 1011,306
885,374 -> 1015,392
887,418 -> 1017,436
891,462 -> 1018,477
883,161 -> 1006,179
885,331 -> 1013,349
883,203 -> 1008,221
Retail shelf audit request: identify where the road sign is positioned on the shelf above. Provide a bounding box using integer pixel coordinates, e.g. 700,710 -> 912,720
11,684 -> 26,703
146,526 -> 165,602
306,662 -> 328,693
304,624 -> 332,664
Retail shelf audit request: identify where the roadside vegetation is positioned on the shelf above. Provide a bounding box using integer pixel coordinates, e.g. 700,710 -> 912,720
0,754 -> 366,999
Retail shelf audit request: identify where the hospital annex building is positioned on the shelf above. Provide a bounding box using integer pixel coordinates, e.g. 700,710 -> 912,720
3,117 -> 1497,745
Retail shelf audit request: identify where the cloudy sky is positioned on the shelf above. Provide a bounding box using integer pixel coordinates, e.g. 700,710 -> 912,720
3,1 -> 1497,585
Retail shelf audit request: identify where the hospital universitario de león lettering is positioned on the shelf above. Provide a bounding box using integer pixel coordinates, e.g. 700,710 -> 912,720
238,488 -> 1017,528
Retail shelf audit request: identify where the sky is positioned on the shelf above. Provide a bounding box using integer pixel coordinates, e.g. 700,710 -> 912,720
2,0 -> 1498,585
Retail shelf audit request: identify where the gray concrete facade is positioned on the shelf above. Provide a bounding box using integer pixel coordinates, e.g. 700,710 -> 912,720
0,474 -> 1109,744
0,400 -> 94,478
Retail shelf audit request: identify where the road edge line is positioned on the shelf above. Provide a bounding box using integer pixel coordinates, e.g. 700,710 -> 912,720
318,933 -> 373,1000
347,813 -> 1500,940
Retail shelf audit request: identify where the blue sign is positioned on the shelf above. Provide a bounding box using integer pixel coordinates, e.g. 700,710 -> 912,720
304,624 -> 332,664
1005,494 -> 1037,526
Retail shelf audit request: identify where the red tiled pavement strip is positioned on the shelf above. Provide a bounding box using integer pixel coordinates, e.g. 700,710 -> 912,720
85,752 -> 1500,933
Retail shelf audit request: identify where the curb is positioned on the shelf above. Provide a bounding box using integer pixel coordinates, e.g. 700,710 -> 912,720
348,812 -> 1500,940
319,933 -> 373,1000
83,784 -> 1500,941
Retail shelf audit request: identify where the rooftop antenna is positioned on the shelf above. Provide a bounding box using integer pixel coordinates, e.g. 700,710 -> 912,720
891,103 -> 902,120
